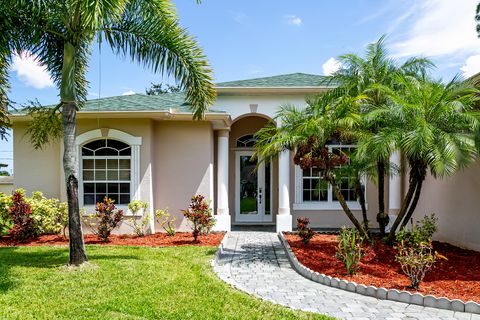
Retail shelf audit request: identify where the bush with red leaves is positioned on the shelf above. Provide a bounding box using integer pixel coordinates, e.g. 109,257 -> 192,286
91,197 -> 124,242
182,195 -> 215,241
9,191 -> 37,242
297,217 -> 315,245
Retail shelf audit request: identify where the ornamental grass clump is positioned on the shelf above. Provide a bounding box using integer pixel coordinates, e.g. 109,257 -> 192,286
86,197 -> 124,242
395,214 -> 446,289
155,207 -> 176,236
296,217 -> 315,245
336,227 -> 365,275
182,195 -> 214,241
126,200 -> 149,237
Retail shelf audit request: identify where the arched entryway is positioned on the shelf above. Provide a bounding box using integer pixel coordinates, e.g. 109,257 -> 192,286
228,115 -> 278,225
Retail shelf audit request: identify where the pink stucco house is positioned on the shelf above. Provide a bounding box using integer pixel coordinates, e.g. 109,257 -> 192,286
10,73 -> 480,251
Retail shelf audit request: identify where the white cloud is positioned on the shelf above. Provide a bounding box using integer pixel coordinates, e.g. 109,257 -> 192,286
285,15 -> 302,26
322,57 -> 341,76
11,52 -> 54,89
461,54 -> 480,78
122,90 -> 135,96
233,12 -> 248,25
391,0 -> 479,58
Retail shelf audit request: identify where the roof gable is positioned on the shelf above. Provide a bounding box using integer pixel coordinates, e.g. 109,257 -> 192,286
215,73 -> 330,88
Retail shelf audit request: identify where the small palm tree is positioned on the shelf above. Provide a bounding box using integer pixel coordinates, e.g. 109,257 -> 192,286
382,75 -> 480,243
1,0 -> 215,265
254,93 -> 370,238
327,35 -> 433,236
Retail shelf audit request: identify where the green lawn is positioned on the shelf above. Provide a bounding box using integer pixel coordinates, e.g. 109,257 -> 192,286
0,245 -> 331,320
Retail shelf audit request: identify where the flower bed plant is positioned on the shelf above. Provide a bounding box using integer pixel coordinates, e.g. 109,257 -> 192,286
284,232 -> 480,302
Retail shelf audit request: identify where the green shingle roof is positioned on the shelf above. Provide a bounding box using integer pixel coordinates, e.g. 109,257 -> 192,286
75,92 -> 190,112
11,73 -> 333,115
216,73 -> 331,88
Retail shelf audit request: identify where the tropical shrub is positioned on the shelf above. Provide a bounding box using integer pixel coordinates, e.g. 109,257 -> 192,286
9,191 -> 37,242
336,227 -> 365,275
155,208 -> 176,236
0,190 -> 68,237
0,192 -> 13,235
126,200 -> 149,237
29,191 -> 68,235
182,195 -> 214,241
86,197 -> 124,242
395,214 -> 445,289
296,217 -> 315,245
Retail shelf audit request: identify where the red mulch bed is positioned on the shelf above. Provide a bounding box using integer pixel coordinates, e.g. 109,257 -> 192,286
0,232 -> 225,247
285,233 -> 480,303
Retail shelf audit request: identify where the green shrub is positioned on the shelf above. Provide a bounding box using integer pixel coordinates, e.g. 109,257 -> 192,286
155,207 -> 176,236
29,191 -> 68,235
395,214 -> 444,289
126,200 -> 149,236
0,193 -> 13,236
0,190 -> 67,237
336,227 -> 365,275
182,195 -> 214,241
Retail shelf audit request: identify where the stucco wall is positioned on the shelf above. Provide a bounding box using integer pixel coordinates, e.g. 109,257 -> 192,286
153,121 -> 214,231
412,162 -> 480,251
215,94 -> 308,120
13,123 -> 62,198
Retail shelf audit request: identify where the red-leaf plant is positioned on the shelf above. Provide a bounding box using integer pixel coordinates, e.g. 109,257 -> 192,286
182,195 -> 214,241
93,197 -> 124,242
9,191 -> 37,242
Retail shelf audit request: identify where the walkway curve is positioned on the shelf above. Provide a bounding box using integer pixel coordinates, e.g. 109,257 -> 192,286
213,231 -> 477,320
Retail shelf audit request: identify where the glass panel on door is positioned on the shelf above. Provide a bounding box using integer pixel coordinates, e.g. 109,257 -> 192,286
264,160 -> 271,215
239,155 -> 258,214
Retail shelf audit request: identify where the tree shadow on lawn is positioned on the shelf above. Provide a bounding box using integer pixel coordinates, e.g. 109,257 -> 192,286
0,246 -> 140,294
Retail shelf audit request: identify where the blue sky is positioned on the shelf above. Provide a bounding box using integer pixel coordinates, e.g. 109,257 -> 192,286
3,0 -> 480,172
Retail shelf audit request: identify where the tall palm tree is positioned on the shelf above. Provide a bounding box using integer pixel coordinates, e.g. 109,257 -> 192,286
2,0 -> 215,265
327,35 -> 433,236
380,75 -> 480,243
254,93 -> 370,239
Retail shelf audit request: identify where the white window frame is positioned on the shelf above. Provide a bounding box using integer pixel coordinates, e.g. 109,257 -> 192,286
293,144 -> 366,211
76,129 -> 142,215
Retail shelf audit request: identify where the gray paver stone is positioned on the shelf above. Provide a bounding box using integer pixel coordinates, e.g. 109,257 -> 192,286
466,301 -> 480,314
452,300 -> 466,312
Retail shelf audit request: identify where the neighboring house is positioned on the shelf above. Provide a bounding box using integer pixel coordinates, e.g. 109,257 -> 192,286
9,73 -> 480,251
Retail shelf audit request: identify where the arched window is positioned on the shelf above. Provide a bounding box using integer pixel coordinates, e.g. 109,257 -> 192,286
81,139 -> 132,205
236,134 -> 257,148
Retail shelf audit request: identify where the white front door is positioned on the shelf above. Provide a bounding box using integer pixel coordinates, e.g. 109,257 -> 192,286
235,151 -> 272,223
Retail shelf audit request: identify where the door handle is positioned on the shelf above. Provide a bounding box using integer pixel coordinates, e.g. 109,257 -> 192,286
258,187 -> 262,204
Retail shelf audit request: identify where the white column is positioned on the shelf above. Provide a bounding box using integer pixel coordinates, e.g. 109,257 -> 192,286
213,130 -> 231,231
277,148 -> 293,232
386,151 -> 401,232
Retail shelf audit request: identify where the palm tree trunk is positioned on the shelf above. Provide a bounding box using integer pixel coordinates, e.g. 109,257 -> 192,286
400,178 -> 424,229
330,175 -> 369,239
61,42 -> 87,265
376,161 -> 388,236
386,177 -> 417,243
354,178 -> 369,232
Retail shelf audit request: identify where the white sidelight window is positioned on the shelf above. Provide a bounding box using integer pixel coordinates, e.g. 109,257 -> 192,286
77,129 -> 142,208
294,144 -> 364,210
81,139 -> 132,205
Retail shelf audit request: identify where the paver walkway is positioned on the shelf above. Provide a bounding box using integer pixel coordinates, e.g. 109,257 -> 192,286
213,231 -> 478,320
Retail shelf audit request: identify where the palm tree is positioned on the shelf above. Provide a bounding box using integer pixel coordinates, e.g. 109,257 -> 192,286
254,93 -> 370,239
327,35 -> 433,236
1,0 -> 215,265
380,75 -> 480,243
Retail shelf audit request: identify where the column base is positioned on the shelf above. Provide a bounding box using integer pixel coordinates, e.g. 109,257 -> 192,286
276,214 -> 293,232
213,214 -> 231,231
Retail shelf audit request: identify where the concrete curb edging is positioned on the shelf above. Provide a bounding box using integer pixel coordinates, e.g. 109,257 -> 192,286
278,232 -> 480,315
